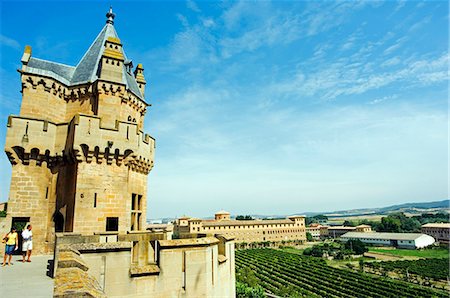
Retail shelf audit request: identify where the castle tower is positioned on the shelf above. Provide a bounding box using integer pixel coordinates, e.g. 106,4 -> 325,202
3,8 -> 154,254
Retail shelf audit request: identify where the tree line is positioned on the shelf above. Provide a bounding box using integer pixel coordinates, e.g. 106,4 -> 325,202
341,212 -> 449,233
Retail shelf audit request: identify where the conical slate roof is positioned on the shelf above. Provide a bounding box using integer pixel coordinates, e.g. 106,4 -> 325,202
24,9 -> 144,100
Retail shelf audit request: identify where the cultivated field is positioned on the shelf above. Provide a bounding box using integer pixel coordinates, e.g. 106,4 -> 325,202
368,247 -> 449,259
236,248 -> 448,297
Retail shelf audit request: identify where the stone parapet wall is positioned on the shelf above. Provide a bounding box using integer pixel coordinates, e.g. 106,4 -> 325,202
5,116 -> 67,162
53,232 -> 235,297
72,114 -> 154,173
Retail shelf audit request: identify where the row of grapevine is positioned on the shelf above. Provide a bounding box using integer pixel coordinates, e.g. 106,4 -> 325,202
364,258 -> 449,280
236,248 -> 448,298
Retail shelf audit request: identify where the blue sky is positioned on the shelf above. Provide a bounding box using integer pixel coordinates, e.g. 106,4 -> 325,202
0,1 -> 448,219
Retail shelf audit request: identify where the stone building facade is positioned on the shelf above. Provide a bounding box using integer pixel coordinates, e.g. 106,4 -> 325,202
324,224 -> 372,239
3,8 -> 236,297
175,211 -> 307,244
421,223 -> 450,245
4,8 -> 153,254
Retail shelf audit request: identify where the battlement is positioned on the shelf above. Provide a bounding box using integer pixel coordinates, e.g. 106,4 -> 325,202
5,116 -> 68,166
72,114 -> 154,173
5,114 -> 154,173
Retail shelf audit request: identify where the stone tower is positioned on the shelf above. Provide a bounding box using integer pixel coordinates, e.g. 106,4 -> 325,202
4,8 -> 154,254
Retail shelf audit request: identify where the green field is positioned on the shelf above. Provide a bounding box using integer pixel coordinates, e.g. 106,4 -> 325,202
279,247 -> 305,255
368,247 -> 449,258
236,248 -> 448,297
365,258 -> 449,280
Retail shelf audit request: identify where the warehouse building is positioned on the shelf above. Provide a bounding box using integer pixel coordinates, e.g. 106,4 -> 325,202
341,232 -> 435,249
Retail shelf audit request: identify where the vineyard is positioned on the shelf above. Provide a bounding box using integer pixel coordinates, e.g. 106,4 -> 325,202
235,248 -> 448,297
364,258 -> 450,281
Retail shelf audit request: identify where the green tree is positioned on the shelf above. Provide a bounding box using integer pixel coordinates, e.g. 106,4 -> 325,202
278,285 -> 302,297
343,220 -> 356,227
303,247 -> 312,256
237,267 -> 259,287
311,246 -> 324,257
306,232 -> 314,241
236,282 -> 266,298
378,215 -> 402,232
345,239 -> 368,255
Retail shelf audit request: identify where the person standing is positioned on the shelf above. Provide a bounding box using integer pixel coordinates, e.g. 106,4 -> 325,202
2,227 -> 18,266
21,224 -> 32,263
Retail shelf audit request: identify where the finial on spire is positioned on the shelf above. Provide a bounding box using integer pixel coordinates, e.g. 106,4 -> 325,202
106,6 -> 115,24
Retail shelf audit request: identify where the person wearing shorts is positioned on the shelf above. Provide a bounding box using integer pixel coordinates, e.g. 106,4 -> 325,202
21,224 -> 32,263
2,227 -> 18,266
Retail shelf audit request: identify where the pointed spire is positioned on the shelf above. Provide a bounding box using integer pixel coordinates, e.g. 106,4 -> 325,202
106,6 -> 115,25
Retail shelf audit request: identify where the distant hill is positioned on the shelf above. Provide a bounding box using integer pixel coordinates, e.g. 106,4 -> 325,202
314,199 -> 450,218
379,200 -> 449,212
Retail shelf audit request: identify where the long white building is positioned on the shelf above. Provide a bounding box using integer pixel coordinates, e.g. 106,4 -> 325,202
341,232 -> 435,249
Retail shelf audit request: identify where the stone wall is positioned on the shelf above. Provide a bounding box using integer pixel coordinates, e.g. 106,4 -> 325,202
0,216 -> 7,255
20,78 -> 68,123
73,162 -> 133,234
53,232 -> 235,297
5,162 -> 55,253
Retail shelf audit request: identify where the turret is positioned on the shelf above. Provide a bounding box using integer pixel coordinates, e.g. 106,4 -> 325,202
21,45 -> 32,71
99,36 -> 125,83
134,63 -> 146,97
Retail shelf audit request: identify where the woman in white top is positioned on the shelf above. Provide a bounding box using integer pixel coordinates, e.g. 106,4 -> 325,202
21,225 -> 32,263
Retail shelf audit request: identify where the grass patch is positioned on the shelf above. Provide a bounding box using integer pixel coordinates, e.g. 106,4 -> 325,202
368,247 -> 449,258
279,247 -> 304,255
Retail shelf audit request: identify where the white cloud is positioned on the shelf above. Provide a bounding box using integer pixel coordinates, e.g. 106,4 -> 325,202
202,18 -> 215,28
269,53 -> 448,101
186,0 -> 200,13
149,94 -> 448,216
383,37 -> 407,55
368,94 -> 398,105
0,35 -> 20,50
219,14 -> 301,58
381,56 -> 401,67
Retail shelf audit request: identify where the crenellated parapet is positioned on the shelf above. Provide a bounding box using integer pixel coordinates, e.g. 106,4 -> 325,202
21,73 -> 94,101
71,114 -> 154,173
120,91 -> 148,116
97,80 -> 126,97
5,114 -> 154,174
5,116 -> 67,166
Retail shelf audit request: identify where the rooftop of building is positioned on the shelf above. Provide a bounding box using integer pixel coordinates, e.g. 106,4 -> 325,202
215,210 -> 230,215
421,222 -> 450,228
202,218 -> 296,227
146,223 -> 173,231
22,7 -> 144,101
341,232 -> 432,241
328,226 -> 356,230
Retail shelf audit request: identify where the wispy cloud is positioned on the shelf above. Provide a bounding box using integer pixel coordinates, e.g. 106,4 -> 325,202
0,35 -> 20,50
186,0 -> 200,13
383,37 -> 407,55
269,53 -> 448,101
368,94 -> 398,105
